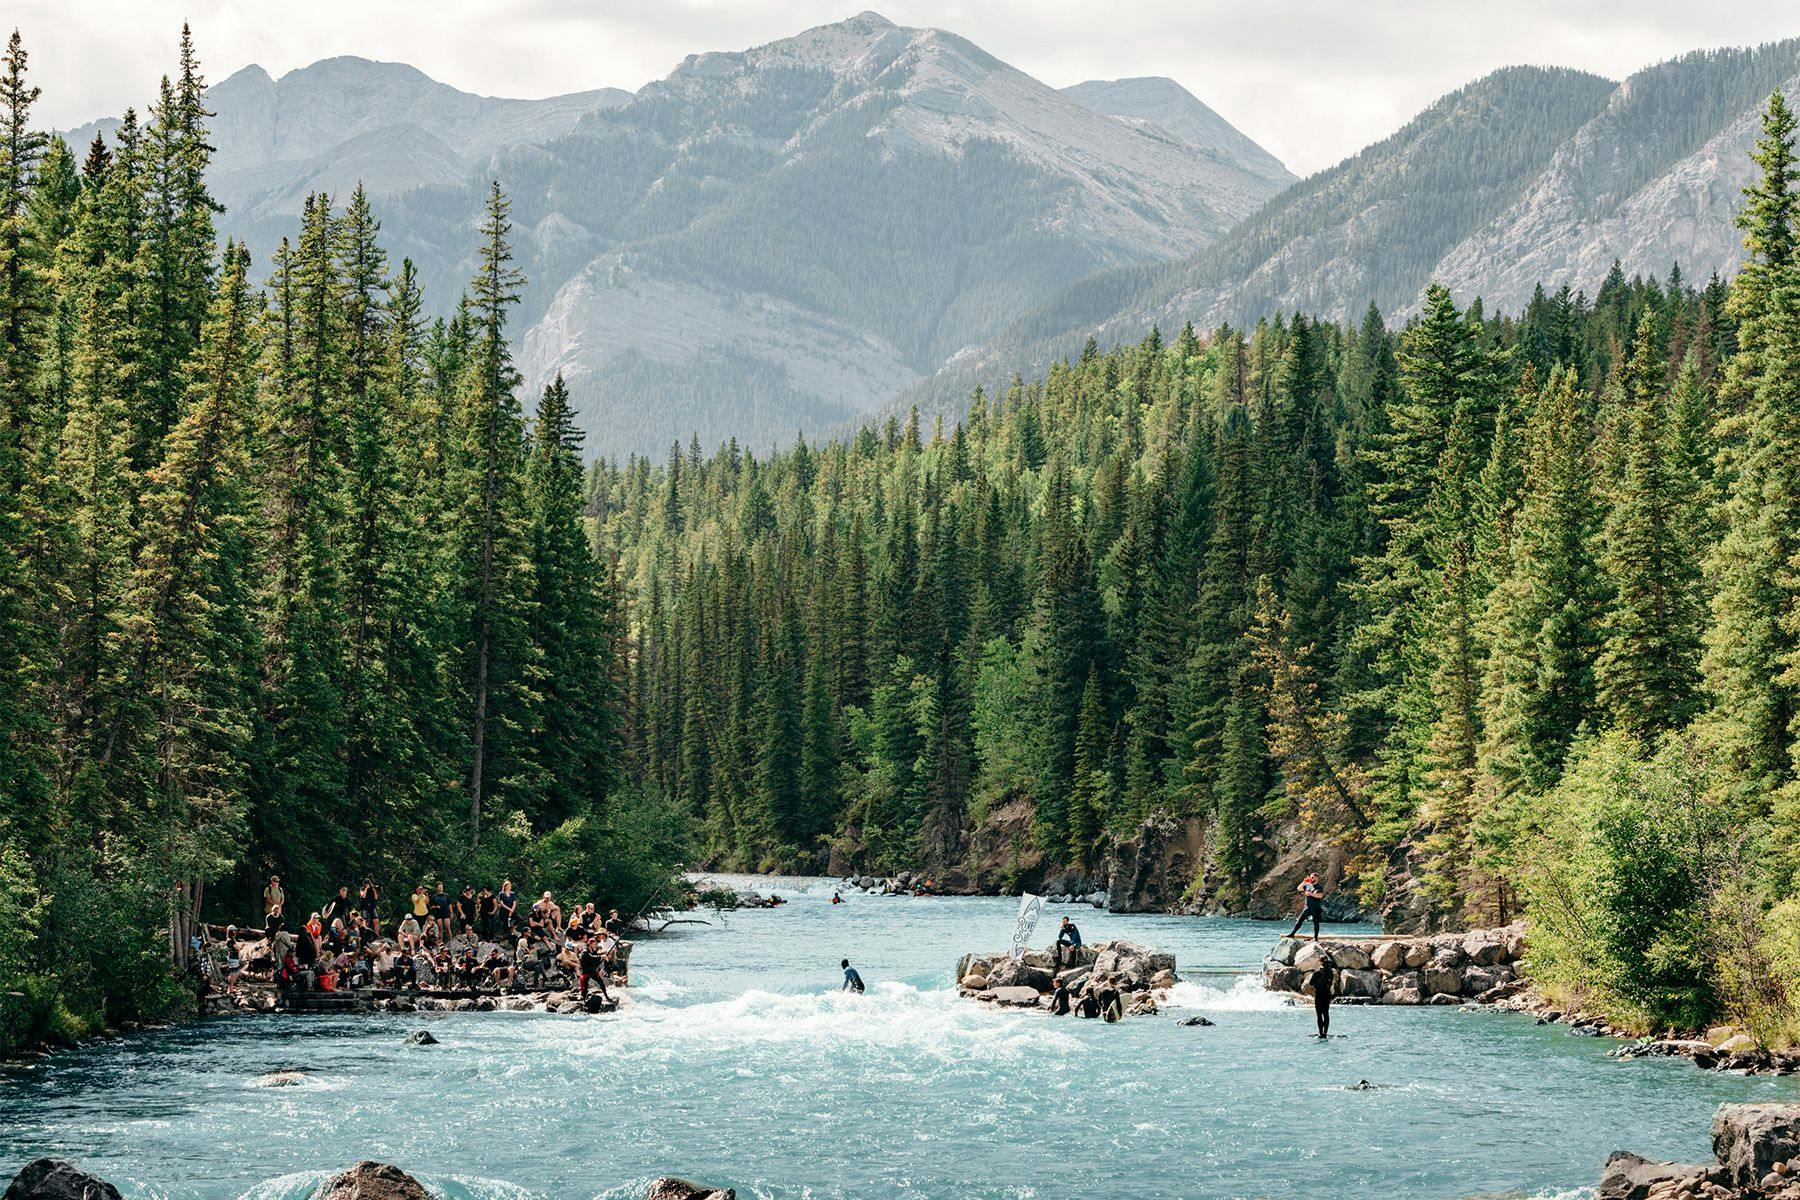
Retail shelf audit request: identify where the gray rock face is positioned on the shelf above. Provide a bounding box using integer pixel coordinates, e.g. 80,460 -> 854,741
1713,1104 -> 1800,1186
317,1162 -> 432,1200
4,1159 -> 124,1200
403,1030 -> 439,1046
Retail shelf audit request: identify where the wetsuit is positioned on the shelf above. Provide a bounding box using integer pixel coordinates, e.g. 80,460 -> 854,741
1049,984 -> 1071,1016
1288,883 -> 1325,939
1311,966 -> 1334,1038
1055,922 -> 1083,968
842,966 -> 865,994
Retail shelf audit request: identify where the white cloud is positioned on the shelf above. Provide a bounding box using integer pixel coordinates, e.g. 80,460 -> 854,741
15,0 -> 1800,175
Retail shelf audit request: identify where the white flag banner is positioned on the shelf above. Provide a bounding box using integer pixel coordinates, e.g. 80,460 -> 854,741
1009,893 -> 1045,960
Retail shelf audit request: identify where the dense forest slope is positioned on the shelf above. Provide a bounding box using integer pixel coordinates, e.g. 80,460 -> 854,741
908,40 -> 1800,424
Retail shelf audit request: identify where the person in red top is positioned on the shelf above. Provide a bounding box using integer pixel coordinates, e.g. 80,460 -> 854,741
1288,874 -> 1326,940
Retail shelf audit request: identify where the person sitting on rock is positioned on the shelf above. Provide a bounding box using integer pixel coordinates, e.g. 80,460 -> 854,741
484,947 -> 514,991
1308,953 -> 1336,1039
1054,917 -> 1083,968
1288,874 -> 1326,941
398,912 -> 422,953
841,959 -> 865,994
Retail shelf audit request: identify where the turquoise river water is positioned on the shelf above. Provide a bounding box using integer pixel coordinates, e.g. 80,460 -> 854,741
0,874 -> 1788,1199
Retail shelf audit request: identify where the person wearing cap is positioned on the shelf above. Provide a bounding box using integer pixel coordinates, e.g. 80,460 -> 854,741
1288,874 -> 1326,940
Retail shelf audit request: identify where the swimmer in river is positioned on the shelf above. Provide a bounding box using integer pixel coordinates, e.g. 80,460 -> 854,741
1288,873 -> 1325,941
841,958 -> 865,993
1049,979 -> 1072,1015
831,892 -> 843,905
1308,953 -> 1336,1039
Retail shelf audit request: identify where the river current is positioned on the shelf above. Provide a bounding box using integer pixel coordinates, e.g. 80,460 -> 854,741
0,874 -> 1788,1199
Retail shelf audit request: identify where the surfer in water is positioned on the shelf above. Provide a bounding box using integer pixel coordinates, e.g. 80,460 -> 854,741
1308,953 -> 1336,1038
831,891 -> 843,905
841,958 -> 865,993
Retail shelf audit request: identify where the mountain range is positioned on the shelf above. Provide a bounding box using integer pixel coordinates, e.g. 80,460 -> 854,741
61,17 -> 1800,457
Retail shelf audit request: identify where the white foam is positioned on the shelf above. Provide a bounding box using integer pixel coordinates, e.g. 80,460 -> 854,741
1161,974 -> 1294,1012
565,981 -> 1083,1063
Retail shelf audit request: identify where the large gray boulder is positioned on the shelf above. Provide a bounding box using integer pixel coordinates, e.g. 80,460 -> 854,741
1594,1151 -> 1706,1200
4,1159 -> 123,1200
1329,944 -> 1373,971
645,1179 -> 735,1200
1713,1103 -> 1800,1186
986,958 -> 1053,992
1371,942 -> 1408,972
1422,966 -> 1463,997
318,1161 -> 432,1200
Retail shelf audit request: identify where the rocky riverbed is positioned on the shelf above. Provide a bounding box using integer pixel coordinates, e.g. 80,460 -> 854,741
1261,924 -> 1529,1005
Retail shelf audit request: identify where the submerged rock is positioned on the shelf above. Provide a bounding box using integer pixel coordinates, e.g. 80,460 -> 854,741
319,1160 -> 432,1200
3,1158 -> 124,1200
645,1178 -> 736,1200
403,1030 -> 439,1046
255,1070 -> 307,1087
1179,1015 -> 1215,1027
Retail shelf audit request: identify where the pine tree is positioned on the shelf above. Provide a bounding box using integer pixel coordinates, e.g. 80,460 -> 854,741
1597,312 -> 1704,741
451,182 -> 532,847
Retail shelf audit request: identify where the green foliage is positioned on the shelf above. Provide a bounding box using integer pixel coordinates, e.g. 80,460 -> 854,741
1518,734 -> 1729,1032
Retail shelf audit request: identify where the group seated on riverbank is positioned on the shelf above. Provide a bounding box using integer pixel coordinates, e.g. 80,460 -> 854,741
195,876 -> 633,1009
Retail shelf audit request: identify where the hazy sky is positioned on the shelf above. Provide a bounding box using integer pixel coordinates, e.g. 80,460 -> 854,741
14,1 -> 1800,176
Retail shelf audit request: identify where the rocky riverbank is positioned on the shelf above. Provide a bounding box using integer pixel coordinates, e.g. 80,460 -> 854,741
1599,1104 -> 1800,1199
1260,924 -> 1529,1005
2,1158 -> 734,1200
955,940 -> 1177,1016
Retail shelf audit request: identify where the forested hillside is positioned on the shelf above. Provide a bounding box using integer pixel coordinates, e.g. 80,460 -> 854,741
911,40 -> 1800,429
0,31 -> 675,1054
599,92 -> 1800,1037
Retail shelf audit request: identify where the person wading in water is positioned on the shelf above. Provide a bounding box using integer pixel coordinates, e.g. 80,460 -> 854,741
841,959 -> 865,993
1288,874 -> 1326,940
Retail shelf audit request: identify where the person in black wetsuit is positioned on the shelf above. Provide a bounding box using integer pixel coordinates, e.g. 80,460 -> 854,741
1054,917 -> 1083,969
1308,954 -> 1336,1038
1049,980 -> 1072,1015
1288,874 -> 1326,940
841,959 -> 865,993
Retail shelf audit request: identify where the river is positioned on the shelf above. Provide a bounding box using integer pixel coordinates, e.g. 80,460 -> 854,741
0,874 -> 1787,1199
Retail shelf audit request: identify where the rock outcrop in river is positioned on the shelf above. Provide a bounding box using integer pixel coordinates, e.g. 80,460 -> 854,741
1261,925 -> 1529,1004
956,940 -> 1177,1015
1600,1104 -> 1800,1199
320,1161 -> 432,1200
2,1158 -> 123,1200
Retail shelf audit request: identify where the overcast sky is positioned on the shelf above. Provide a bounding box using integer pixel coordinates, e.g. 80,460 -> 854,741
14,1 -> 1800,176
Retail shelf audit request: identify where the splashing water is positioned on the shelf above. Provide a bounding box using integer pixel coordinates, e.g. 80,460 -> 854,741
0,876 -> 1785,1199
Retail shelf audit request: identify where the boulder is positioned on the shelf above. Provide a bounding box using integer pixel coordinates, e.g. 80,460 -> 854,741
1292,943 -> 1332,972
1713,1103 -> 1800,1186
318,1161 -> 432,1200
1460,967 -> 1502,997
1330,945 -> 1373,971
990,986 -> 1042,1007
403,1030 -> 439,1046
1371,942 -> 1408,973
1716,1033 -> 1757,1053
1020,950 -> 1054,970
1595,1151 -> 1706,1200
1422,967 -> 1463,997
1180,1016 -> 1215,1027
1264,967 -> 1302,993
645,1179 -> 735,1200
1462,930 -> 1509,966
1339,969 -> 1383,999
1055,966 -> 1092,989
1379,986 -> 1423,1005
987,958 -> 1053,992
1403,943 -> 1431,969
960,974 -> 989,991
1269,938 -> 1302,967
4,1159 -> 124,1200
1150,969 -> 1178,990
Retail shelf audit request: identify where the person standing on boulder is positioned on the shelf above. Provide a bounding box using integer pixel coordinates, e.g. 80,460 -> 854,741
1288,874 -> 1326,940
1308,953 -> 1336,1038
